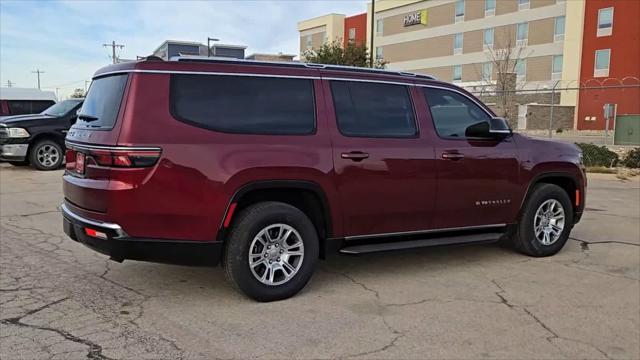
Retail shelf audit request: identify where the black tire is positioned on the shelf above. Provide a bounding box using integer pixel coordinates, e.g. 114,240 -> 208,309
29,140 -> 63,171
511,183 -> 573,257
223,201 -> 319,302
8,160 -> 29,166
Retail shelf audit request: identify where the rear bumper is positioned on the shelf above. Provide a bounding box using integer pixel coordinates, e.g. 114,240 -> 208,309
61,203 -> 222,266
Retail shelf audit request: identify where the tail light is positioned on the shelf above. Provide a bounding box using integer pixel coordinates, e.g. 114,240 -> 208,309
66,145 -> 161,171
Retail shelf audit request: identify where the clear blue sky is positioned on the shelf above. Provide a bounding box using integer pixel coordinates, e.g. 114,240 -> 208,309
0,0 -> 367,99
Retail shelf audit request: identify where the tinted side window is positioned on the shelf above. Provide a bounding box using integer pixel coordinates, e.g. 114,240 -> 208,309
331,81 -> 417,138
170,75 -> 315,135
422,88 -> 490,138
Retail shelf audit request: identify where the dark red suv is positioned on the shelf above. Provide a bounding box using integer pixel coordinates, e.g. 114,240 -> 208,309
62,57 -> 586,301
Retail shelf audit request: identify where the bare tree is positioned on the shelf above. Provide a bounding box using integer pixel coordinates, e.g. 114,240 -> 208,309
479,29 -> 528,123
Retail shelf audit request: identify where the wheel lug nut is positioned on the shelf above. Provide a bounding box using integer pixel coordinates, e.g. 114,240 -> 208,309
277,258 -> 280,261
267,245 -> 271,249
279,250 -> 283,254
275,244 -> 278,248
269,260 -> 272,264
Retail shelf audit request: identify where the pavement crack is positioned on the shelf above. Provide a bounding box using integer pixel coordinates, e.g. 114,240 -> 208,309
570,237 -> 639,247
491,279 -> 516,309
0,297 -> 115,360
493,280 -> 612,359
1,210 -> 61,218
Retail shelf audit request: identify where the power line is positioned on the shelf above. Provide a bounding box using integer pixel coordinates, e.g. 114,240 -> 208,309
103,40 -> 124,64
32,69 -> 44,89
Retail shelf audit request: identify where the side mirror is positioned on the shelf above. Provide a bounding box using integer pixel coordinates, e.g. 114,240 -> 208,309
464,117 -> 512,139
488,117 -> 512,137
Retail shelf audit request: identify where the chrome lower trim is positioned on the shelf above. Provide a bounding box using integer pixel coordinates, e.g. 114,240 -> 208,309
65,141 -> 161,152
61,203 -> 127,237
343,223 -> 507,241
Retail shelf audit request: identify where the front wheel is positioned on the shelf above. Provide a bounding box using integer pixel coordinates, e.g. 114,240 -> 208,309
30,140 -> 63,171
511,183 -> 574,257
223,201 -> 319,302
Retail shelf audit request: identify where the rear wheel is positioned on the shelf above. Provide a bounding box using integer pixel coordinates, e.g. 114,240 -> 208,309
511,183 -> 573,257
223,201 -> 319,302
30,140 -> 63,171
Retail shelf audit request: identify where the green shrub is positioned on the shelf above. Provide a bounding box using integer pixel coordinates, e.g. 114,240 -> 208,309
622,148 -> 640,168
576,143 -> 619,167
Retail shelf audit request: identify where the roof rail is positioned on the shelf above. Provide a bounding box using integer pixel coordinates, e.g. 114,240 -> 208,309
169,55 -> 437,80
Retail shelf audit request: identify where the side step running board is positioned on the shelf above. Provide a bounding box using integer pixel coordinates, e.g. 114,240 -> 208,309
339,232 -> 503,255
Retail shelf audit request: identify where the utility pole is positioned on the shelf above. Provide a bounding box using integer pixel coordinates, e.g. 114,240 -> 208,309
55,88 -> 60,99
84,80 -> 90,93
103,40 -> 124,64
369,0 -> 376,67
6,80 -> 13,87
32,69 -> 44,89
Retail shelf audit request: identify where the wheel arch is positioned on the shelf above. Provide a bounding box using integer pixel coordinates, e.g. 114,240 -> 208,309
217,180 -> 334,257
520,171 -> 581,221
28,132 -> 66,155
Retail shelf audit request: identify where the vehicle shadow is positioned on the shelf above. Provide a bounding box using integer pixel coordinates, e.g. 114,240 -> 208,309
105,242 -> 523,302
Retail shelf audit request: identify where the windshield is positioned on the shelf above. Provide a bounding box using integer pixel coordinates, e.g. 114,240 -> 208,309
76,74 -> 128,129
42,100 -> 82,117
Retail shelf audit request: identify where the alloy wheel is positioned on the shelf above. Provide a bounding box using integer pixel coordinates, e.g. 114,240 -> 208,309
36,144 -> 60,168
534,199 -> 565,246
248,224 -> 305,286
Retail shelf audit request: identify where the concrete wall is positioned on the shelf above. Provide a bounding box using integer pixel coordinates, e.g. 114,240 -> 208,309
523,104 -> 575,130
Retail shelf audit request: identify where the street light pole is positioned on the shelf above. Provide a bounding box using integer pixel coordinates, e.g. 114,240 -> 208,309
369,0 -> 375,67
207,37 -> 220,57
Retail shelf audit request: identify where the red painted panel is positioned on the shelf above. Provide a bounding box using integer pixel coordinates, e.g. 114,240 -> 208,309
344,13 -> 367,47
577,0 -> 640,130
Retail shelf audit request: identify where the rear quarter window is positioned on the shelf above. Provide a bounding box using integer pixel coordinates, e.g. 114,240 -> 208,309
170,74 -> 316,135
76,74 -> 128,129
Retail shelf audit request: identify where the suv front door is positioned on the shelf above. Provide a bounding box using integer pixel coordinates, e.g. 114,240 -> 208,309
325,79 -> 437,237
421,86 -> 521,229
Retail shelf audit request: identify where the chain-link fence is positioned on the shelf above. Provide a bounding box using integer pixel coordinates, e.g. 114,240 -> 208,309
465,77 -> 640,146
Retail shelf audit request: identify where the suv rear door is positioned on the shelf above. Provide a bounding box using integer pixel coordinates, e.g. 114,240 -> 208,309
421,86 -> 521,229
323,77 -> 437,237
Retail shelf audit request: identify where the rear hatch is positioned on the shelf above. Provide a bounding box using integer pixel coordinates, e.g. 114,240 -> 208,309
63,73 -> 160,213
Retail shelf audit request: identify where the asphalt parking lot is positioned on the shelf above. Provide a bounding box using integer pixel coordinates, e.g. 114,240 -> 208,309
1,163 -> 638,360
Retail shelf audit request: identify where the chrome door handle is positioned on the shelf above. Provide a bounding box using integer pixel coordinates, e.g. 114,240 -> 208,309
442,152 -> 464,160
341,151 -> 369,161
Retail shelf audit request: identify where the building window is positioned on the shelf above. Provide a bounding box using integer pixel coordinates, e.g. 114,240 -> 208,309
516,22 -> 528,46
485,0 -> 496,16
323,33 -> 328,43
482,62 -> 492,81
515,59 -> 526,80
376,46 -> 383,60
453,65 -> 462,82
376,19 -> 384,36
348,28 -> 356,43
554,16 -> 565,42
518,0 -> 530,10
455,0 -> 465,23
453,33 -> 463,55
483,28 -> 494,50
305,35 -> 312,49
552,55 -> 563,80
597,7 -> 613,37
594,49 -> 611,77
